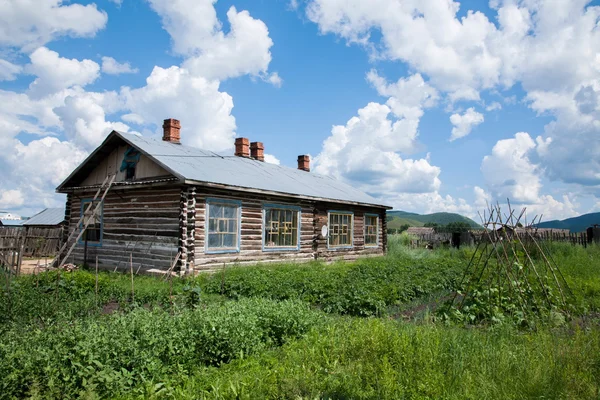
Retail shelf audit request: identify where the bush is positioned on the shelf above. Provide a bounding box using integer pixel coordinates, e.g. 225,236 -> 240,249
0,298 -> 322,399
201,248 -> 466,317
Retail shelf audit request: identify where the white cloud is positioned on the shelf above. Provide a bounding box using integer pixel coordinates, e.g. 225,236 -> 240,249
0,59 -> 22,81
0,0 -> 107,51
0,189 -> 24,209
449,107 -> 484,141
101,56 -> 138,75
264,154 -> 280,165
481,132 -> 542,203
26,47 -> 100,97
54,90 -> 130,149
121,113 -> 145,125
121,65 -> 236,152
264,72 -> 283,88
149,0 -> 277,82
313,101 -> 441,198
486,101 -> 502,111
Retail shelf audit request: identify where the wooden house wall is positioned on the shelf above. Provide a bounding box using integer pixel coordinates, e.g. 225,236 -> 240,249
81,145 -> 171,186
192,189 -> 316,270
191,187 -> 386,270
313,203 -> 385,263
67,186 -> 181,271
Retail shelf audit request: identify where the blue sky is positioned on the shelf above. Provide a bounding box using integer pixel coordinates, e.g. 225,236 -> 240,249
1,0 -> 600,221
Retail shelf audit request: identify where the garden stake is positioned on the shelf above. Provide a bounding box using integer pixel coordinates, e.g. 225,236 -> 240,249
130,253 -> 134,303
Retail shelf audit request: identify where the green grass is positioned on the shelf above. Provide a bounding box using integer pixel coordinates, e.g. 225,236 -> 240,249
177,318 -> 600,400
1,238 -> 599,399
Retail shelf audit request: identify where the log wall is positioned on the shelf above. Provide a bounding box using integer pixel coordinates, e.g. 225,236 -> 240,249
312,203 -> 385,263
192,188 -> 386,270
67,185 -> 181,271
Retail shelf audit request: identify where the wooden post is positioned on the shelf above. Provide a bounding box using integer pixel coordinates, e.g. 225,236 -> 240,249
95,255 -> 99,307
130,253 -> 134,303
16,232 -> 24,276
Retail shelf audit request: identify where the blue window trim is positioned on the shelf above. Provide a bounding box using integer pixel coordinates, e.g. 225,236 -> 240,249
79,198 -> 103,247
364,213 -> 379,248
205,197 -> 242,254
327,210 -> 354,250
262,203 -> 301,252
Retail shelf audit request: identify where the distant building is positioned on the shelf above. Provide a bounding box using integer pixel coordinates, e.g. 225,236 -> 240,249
0,219 -> 24,227
406,227 -> 435,235
0,211 -> 21,220
22,208 -> 65,228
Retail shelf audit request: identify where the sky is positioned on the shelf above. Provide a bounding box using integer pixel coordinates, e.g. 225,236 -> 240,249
1,0 -> 600,223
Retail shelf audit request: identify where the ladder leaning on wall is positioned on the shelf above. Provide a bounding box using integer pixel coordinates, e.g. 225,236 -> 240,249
52,174 -> 116,268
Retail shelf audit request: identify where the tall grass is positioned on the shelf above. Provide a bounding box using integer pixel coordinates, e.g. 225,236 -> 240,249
178,318 -> 600,399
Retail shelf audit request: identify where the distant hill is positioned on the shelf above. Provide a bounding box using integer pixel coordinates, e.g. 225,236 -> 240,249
536,212 -> 600,233
387,210 -> 481,229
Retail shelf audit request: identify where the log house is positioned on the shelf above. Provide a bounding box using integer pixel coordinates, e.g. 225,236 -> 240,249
57,119 -> 391,273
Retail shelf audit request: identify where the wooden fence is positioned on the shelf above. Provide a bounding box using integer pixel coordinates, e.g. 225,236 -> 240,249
402,229 -> 597,249
0,227 -> 63,274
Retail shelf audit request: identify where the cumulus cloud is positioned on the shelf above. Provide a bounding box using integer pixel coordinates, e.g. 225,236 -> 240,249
313,101 -> 441,198
101,56 -> 138,75
149,0 -> 278,83
0,189 -> 24,209
449,108 -> 484,141
122,66 -> 236,152
264,154 -> 280,165
26,47 -> 100,97
0,0 -> 107,51
481,132 -> 542,203
0,59 -> 22,81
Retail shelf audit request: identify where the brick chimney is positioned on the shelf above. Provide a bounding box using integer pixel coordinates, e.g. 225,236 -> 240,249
235,137 -> 250,157
250,142 -> 264,161
162,118 -> 181,144
297,155 -> 310,172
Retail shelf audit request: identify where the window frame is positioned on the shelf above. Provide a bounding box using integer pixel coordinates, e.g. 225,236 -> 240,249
364,213 -> 379,248
205,198 -> 242,254
262,203 -> 301,252
327,210 -> 354,250
79,198 -> 103,247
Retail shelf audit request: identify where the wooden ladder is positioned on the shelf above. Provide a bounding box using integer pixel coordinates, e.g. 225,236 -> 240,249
53,174 -> 116,268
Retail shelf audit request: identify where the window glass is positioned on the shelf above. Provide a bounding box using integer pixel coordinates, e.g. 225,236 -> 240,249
207,200 -> 239,251
328,212 -> 353,247
81,200 -> 103,243
365,215 -> 378,246
264,207 -> 299,249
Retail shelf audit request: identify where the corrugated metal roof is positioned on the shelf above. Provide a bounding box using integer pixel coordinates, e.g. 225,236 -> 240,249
0,219 -> 24,227
112,132 -> 389,208
22,208 -> 65,226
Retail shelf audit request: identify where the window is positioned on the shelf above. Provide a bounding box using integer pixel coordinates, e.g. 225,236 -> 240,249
206,199 -> 240,253
364,214 -> 379,247
328,211 -> 353,248
80,199 -> 103,245
263,205 -> 300,250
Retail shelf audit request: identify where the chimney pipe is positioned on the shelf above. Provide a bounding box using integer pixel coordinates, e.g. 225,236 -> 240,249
250,142 -> 264,161
297,155 -> 310,172
162,118 -> 181,144
235,137 -> 250,157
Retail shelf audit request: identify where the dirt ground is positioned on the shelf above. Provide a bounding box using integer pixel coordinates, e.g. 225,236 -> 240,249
18,258 -> 54,274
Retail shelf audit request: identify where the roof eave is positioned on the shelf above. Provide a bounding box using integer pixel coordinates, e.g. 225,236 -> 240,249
183,179 -> 393,209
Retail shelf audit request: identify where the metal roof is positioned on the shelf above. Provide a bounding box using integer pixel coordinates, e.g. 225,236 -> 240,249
0,219 -> 24,227
59,131 -> 390,208
22,208 -> 65,226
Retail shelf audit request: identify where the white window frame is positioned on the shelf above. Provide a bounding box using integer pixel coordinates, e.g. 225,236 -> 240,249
205,198 -> 241,254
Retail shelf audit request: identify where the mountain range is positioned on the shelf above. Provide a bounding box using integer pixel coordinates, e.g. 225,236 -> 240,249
536,212 -> 600,233
386,210 -> 481,229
